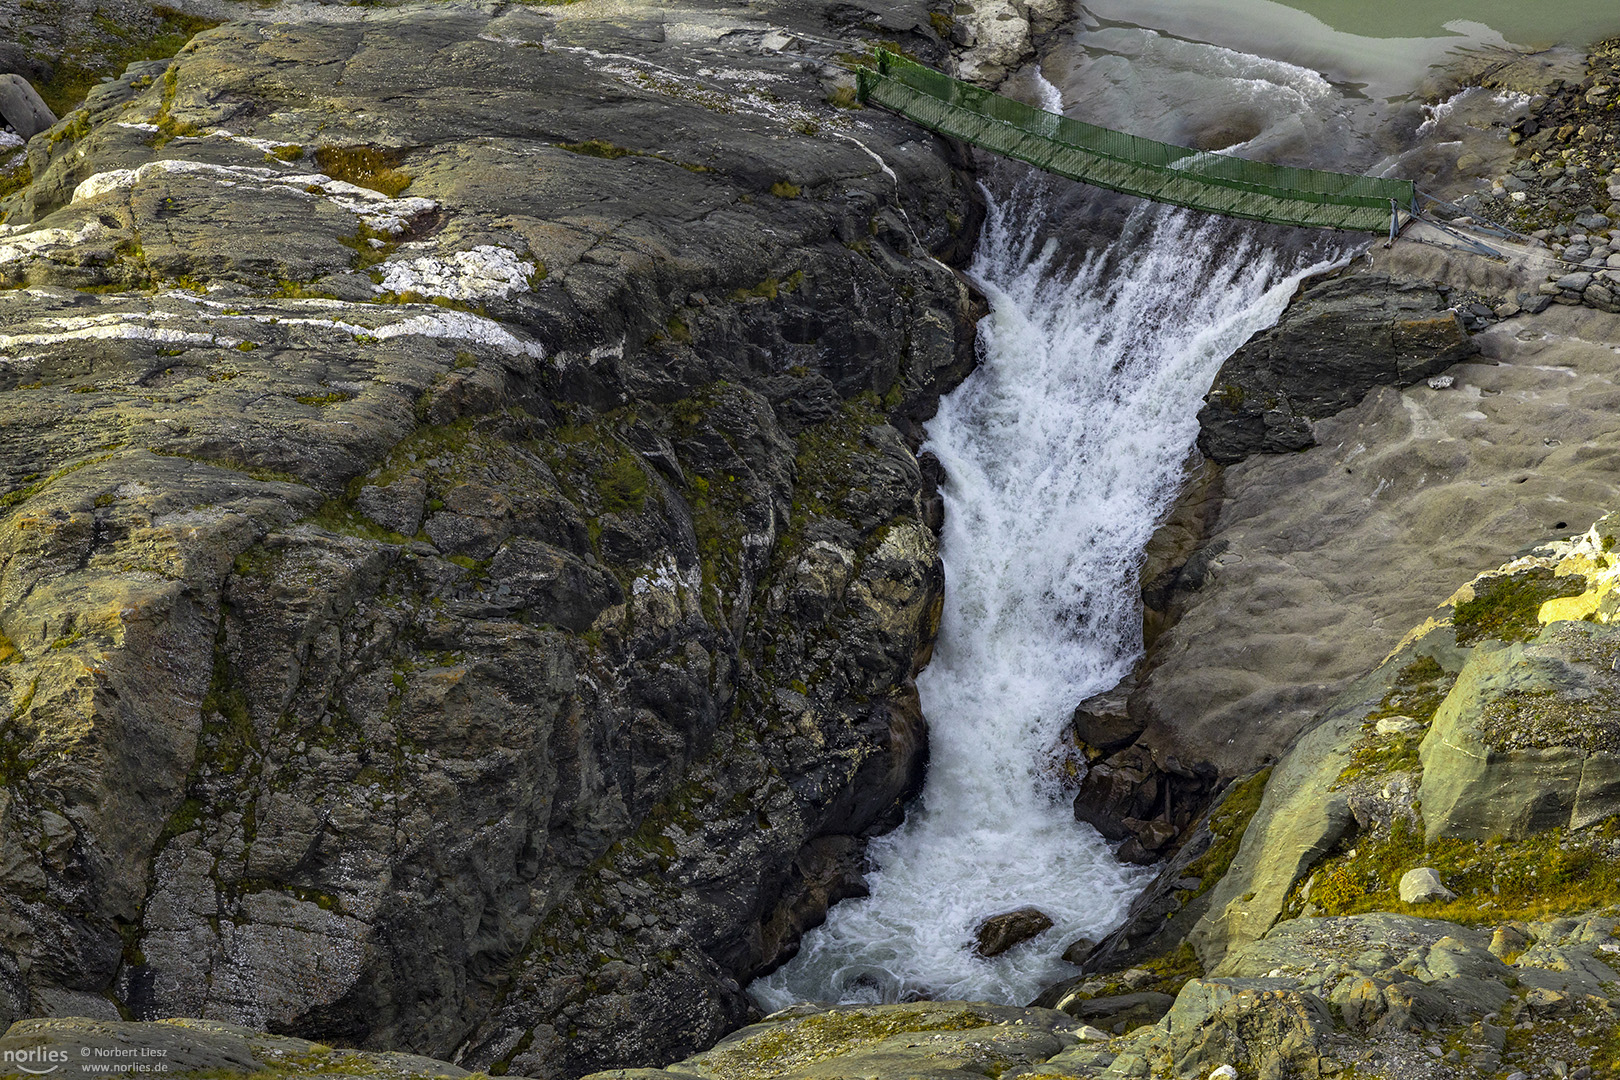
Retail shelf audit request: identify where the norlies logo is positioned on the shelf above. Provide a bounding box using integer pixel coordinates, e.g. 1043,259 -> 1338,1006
2,1047 -> 68,1074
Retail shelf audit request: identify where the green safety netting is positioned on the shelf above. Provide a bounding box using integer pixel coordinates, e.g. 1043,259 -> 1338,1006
856,51 -> 1415,233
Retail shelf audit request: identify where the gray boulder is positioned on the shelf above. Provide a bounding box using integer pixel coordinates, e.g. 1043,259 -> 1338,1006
1398,867 -> 1457,904
1418,621 -> 1620,842
0,73 -> 55,141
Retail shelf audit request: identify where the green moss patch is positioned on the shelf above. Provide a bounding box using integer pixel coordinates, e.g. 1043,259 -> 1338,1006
1293,816 -> 1620,925
545,422 -> 651,527
1452,567 -> 1587,646
340,223 -> 398,271
315,145 -> 413,197
306,499 -> 414,545
0,162 -> 32,207
557,138 -> 631,159
36,5 -> 220,118
1335,655 -> 1456,787
1180,767 -> 1273,901
703,1008 -> 993,1080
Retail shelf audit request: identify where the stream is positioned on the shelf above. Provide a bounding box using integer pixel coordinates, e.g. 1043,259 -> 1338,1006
752,0 -> 1620,1010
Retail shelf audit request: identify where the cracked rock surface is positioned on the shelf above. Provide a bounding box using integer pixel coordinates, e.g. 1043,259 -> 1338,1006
0,0 -> 983,1075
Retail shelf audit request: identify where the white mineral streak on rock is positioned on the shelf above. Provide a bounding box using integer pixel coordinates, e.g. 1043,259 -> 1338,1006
0,220 -> 103,265
2,303 -> 543,358
0,323 -> 237,349
71,160 -> 436,234
374,245 -> 536,300
561,44 -> 841,130
370,310 -> 545,357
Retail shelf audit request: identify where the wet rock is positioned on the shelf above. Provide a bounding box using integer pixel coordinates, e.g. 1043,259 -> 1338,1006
1399,868 -> 1457,904
1072,697 -> 1145,756
1117,818 -> 1178,865
1073,753 -> 1158,841
974,906 -> 1054,957
1196,273 -> 1477,465
1061,936 -> 1098,965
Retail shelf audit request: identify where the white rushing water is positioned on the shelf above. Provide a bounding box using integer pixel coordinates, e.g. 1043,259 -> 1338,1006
753,189 -> 1345,1010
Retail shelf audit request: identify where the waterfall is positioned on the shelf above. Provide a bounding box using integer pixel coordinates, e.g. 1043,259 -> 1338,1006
753,182 -> 1345,1009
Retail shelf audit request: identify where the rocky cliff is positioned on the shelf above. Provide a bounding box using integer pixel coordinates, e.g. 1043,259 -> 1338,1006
0,0 -> 990,1074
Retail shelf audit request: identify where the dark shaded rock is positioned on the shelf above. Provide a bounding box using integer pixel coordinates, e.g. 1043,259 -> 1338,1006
1061,937 -> 1098,965
0,44 -> 53,87
1196,273 -> 1478,465
1052,991 -> 1175,1029
738,835 -> 870,977
356,476 -> 428,535
485,538 -> 623,632
1073,747 -> 1160,840
1072,697 -> 1144,756
424,510 -> 511,559
1117,818 -> 1178,865
974,907 -> 1055,957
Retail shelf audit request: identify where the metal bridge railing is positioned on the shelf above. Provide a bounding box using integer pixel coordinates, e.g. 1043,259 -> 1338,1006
855,51 -> 1415,234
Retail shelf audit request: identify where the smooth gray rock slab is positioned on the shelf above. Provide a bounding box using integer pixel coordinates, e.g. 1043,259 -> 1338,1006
0,73 -> 55,140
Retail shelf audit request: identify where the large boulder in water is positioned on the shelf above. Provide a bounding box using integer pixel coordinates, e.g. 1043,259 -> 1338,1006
974,907 -> 1055,956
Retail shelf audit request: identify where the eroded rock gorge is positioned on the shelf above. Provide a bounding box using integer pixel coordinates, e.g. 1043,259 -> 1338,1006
8,1 -> 1620,1079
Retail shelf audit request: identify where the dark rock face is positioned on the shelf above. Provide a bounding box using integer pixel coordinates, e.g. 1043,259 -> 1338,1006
973,907 -> 1055,957
1044,991 -> 1175,1030
0,1 -> 983,1075
1196,273 -> 1478,465
1073,744 -> 1215,863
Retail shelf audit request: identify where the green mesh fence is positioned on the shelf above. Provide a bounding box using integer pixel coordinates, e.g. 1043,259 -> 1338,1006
856,51 -> 1414,233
